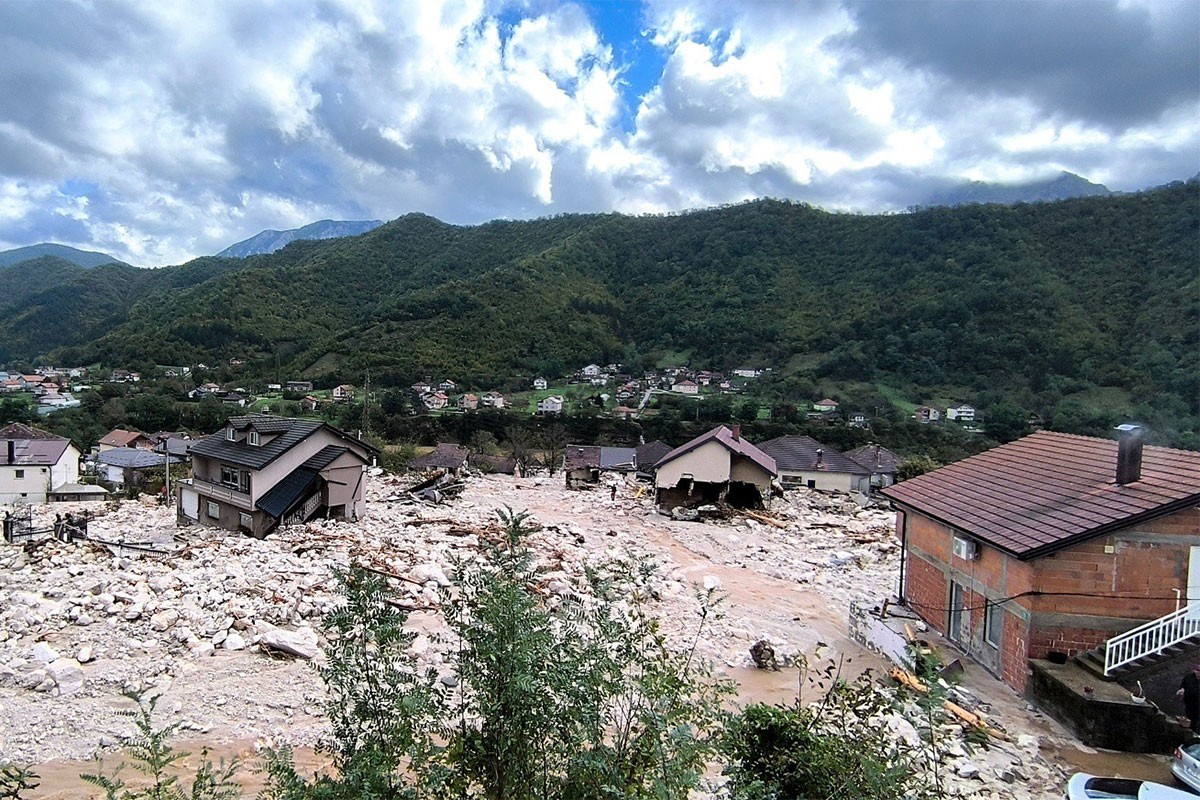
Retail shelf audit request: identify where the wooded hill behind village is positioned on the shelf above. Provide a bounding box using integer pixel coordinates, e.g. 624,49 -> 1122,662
0,180 -> 1196,448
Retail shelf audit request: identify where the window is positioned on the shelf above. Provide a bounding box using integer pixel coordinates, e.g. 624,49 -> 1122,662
238,512 -> 252,530
14,469 -> 23,479
948,581 -> 965,643
220,466 -> 239,487
985,601 -> 1003,649
226,428 -> 236,441
248,430 -> 260,446
207,501 -> 219,518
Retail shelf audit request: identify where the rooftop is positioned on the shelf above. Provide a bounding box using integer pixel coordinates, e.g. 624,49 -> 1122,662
882,430 -> 1200,560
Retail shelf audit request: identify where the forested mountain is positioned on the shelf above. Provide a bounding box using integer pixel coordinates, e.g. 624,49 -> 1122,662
0,243 -> 128,268
4,182 -> 1197,443
216,219 -> 384,258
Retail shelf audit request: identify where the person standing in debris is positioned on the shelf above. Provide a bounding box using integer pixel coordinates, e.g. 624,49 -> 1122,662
610,484 -> 617,501
1177,663 -> 1200,731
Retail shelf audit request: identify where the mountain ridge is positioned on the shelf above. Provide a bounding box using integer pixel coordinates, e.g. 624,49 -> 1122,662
216,219 -> 385,258
0,243 -> 129,269
924,171 -> 1112,207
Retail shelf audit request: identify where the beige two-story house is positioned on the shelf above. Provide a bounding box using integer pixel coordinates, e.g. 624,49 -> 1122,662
178,415 -> 376,536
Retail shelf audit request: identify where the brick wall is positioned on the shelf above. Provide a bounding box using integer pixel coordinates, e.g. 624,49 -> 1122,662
898,504 -> 1200,693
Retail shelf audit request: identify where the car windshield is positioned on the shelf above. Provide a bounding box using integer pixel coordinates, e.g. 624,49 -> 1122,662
1083,777 -> 1141,798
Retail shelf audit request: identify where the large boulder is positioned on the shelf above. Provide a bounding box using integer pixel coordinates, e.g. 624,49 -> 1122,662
46,658 -> 85,696
259,627 -> 319,660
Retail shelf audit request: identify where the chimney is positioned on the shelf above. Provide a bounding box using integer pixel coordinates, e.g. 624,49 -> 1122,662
6,440 -> 12,465
815,448 -> 824,469
1115,424 -> 1144,485
730,424 -> 741,441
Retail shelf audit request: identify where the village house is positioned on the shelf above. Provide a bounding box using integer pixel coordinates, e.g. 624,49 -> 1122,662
653,425 -> 776,510
423,391 -> 449,410
98,428 -> 154,452
457,393 -> 478,411
915,405 -> 942,423
758,435 -> 871,494
564,445 -> 601,487
95,448 -> 181,489
285,380 -> 314,393
882,427 -> 1200,693
0,423 -> 82,504
438,379 -> 458,393
844,444 -> 900,489
332,384 -> 355,403
532,377 -> 548,391
480,391 -> 505,409
671,378 -> 699,395
580,364 -> 601,378
178,415 -> 376,537
732,367 -> 761,379
408,443 -> 469,476
812,398 -> 839,413
537,395 -> 564,415
946,402 -> 976,422
300,395 -> 322,413
636,441 -> 673,478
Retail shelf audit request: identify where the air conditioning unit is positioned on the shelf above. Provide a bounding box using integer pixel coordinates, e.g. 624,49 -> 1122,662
952,535 -> 979,561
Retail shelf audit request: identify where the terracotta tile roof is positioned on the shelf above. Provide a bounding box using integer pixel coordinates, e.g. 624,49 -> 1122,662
0,422 -> 62,441
882,430 -> 1200,560
99,429 -> 147,447
654,425 -> 776,477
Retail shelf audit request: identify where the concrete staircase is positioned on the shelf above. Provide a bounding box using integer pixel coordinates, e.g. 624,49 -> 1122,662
1077,640 -> 1195,681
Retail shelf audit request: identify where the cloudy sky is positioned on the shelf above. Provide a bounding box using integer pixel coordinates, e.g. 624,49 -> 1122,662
0,0 -> 1196,266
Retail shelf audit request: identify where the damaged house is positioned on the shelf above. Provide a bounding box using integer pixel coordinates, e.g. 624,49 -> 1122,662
653,425 -> 776,510
178,416 -> 376,537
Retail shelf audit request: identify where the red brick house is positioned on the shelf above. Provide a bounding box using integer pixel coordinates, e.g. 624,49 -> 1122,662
882,428 -> 1200,691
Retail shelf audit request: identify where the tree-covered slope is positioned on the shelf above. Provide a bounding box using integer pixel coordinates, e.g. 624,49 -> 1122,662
7,182 -> 1197,438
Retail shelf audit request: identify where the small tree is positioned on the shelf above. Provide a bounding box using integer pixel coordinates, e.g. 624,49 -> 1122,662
80,693 -> 240,800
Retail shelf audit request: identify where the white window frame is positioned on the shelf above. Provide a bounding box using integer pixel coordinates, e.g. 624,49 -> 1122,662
226,428 -> 236,441
248,430 -> 260,446
984,601 -> 1003,649
13,469 -> 23,479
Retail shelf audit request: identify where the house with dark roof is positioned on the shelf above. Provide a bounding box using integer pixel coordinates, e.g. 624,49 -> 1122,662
758,435 -> 871,494
408,443 -> 469,475
844,444 -> 901,489
564,445 -> 602,487
0,423 -> 82,504
96,448 -> 183,487
653,425 -> 776,510
636,441 -> 673,477
178,415 -> 376,536
882,427 -> 1200,694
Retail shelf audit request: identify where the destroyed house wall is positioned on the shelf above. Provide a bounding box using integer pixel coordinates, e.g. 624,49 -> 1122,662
655,440 -> 732,489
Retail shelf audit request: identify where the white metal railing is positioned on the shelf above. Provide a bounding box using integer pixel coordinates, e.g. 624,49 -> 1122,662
1104,600 -> 1200,675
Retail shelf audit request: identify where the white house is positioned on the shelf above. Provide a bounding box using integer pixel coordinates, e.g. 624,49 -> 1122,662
0,423 -> 81,504
672,379 -> 699,395
947,403 -> 976,422
581,364 -> 601,377
537,395 -> 564,414
533,377 -> 548,391
812,398 -> 839,412
481,391 -> 506,409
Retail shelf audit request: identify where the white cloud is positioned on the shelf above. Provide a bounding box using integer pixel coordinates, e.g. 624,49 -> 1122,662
0,0 -> 1193,265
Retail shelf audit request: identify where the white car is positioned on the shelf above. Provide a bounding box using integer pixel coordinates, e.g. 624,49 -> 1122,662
1066,772 -> 1197,799
1173,742 -> 1200,793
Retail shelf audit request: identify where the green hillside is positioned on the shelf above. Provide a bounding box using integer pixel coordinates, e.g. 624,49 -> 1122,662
4,182 -> 1197,442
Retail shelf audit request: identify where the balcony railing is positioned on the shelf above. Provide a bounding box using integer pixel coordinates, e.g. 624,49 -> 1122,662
183,478 -> 253,510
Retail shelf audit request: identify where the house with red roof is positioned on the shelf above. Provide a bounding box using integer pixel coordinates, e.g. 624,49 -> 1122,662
882,426 -> 1200,693
653,424 -> 776,510
98,428 -> 153,451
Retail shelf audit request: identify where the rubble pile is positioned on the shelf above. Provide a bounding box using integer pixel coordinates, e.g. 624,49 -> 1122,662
0,474 -> 1068,797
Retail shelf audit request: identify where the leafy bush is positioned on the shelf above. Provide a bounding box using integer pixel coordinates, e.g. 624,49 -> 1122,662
723,659 -> 939,800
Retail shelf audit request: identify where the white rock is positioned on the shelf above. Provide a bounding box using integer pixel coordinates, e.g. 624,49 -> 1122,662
149,609 -> 179,632
223,632 -> 246,651
75,645 -> 94,664
702,575 -> 722,591
46,658 -> 85,696
259,627 -> 319,659
408,562 -> 450,587
31,642 -> 59,664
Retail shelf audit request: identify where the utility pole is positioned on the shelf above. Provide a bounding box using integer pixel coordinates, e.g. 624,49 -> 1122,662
362,369 -> 371,439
